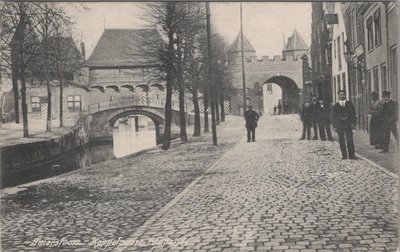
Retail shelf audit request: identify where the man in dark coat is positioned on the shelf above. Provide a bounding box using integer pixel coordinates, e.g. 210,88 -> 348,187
310,96 -> 319,140
380,91 -> 398,153
333,90 -> 357,160
277,103 -> 282,115
244,105 -> 260,142
316,99 -> 334,141
300,102 -> 312,140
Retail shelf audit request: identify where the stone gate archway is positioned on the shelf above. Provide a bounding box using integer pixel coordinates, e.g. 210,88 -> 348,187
263,75 -> 300,114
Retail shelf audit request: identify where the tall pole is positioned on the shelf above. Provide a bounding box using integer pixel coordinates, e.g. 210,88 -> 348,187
240,2 -> 247,115
206,2 -> 217,145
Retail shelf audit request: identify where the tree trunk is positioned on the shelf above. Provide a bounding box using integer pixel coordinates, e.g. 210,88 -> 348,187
192,86 -> 201,136
162,80 -> 173,150
20,69 -> 29,137
11,67 -> 20,123
220,93 -> 225,122
215,88 -> 220,125
177,36 -> 187,142
162,8 -> 175,150
59,77 -> 63,127
46,79 -> 51,132
178,84 -> 187,142
203,90 -> 209,133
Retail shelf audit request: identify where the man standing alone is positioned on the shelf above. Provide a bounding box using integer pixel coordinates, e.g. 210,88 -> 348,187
380,91 -> 398,153
245,105 -> 259,142
333,90 -> 357,160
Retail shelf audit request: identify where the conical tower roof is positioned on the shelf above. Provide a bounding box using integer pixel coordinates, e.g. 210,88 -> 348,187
228,32 -> 256,53
283,30 -> 308,52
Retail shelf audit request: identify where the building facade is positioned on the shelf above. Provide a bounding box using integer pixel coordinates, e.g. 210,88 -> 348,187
310,2 -> 335,103
331,2 -> 349,102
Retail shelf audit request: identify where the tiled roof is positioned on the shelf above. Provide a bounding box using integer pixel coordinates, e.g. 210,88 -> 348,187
283,30 -> 308,52
228,32 -> 256,53
85,29 -> 163,67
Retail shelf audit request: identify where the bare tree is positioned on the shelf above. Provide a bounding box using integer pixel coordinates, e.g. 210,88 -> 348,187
1,2 -> 42,137
175,2 -> 206,141
145,2 -> 182,150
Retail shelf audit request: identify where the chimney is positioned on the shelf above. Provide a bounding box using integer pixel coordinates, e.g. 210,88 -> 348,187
80,42 -> 86,61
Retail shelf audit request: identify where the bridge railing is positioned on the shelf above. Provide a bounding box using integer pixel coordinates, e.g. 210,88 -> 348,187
80,97 -> 181,116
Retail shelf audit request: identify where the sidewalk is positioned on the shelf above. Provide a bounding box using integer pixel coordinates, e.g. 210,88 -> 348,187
352,130 -> 399,175
0,118 -> 76,147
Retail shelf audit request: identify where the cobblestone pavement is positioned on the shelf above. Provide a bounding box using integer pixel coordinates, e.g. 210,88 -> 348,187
119,115 -> 398,252
0,116 -> 243,252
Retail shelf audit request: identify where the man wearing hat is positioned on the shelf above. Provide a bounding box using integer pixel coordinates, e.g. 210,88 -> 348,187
244,105 -> 259,142
333,90 -> 357,160
380,91 -> 398,153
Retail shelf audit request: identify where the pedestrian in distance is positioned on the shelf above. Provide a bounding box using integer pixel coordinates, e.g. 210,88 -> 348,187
299,102 -> 312,140
333,90 -> 357,160
277,103 -> 282,115
369,91 -> 383,149
273,105 -> 277,115
316,99 -> 334,141
310,96 -> 319,140
244,105 -> 260,142
380,91 -> 398,153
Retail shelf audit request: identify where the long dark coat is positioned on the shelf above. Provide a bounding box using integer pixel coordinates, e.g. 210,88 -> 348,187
245,110 -> 260,129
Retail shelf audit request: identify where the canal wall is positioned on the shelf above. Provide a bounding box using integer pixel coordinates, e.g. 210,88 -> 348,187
0,116 -> 92,188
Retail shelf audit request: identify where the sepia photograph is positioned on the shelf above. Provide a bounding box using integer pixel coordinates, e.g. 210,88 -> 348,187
0,1 -> 399,251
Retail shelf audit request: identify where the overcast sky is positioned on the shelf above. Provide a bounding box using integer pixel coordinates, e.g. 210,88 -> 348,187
65,2 -> 312,59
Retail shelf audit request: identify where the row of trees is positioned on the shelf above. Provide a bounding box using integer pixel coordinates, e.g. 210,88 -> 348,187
145,2 -> 234,150
0,2 -> 82,137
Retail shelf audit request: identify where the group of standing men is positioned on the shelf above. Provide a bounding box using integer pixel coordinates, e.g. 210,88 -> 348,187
300,89 -> 398,160
300,95 -> 334,142
300,90 -> 357,159
369,91 -> 398,153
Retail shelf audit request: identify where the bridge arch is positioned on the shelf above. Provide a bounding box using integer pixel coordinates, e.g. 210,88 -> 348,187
263,75 -> 300,114
108,109 -> 164,144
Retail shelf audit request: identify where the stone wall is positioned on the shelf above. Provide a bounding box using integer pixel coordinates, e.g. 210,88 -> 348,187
0,116 -> 91,188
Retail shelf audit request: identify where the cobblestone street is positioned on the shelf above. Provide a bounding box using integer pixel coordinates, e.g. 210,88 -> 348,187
121,115 -> 398,252
1,115 -> 399,251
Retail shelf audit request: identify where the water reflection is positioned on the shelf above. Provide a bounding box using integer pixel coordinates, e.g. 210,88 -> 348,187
113,115 -> 157,158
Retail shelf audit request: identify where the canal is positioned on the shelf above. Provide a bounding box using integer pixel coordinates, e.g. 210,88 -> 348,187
2,115 -> 157,188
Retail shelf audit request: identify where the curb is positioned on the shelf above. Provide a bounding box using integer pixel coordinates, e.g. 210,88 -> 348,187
117,137 -> 246,252
331,140 -> 398,179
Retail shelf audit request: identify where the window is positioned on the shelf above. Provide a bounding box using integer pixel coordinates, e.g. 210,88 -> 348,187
338,35 -> 342,70
390,46 -> 397,94
67,95 -> 81,112
334,39 -> 336,59
367,17 -> 374,51
342,72 -> 346,93
337,74 -> 341,92
374,9 -> 382,46
31,96 -> 41,112
381,63 -> 387,91
373,66 -> 379,92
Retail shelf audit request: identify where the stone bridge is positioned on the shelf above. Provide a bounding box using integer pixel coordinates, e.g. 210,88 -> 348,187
84,98 -> 186,143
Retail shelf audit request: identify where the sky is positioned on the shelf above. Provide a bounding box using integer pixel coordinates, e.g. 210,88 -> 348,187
65,2 -> 312,59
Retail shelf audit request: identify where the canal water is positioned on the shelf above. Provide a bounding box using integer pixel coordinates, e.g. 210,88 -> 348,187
88,115 -> 157,163
2,115 -> 157,188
